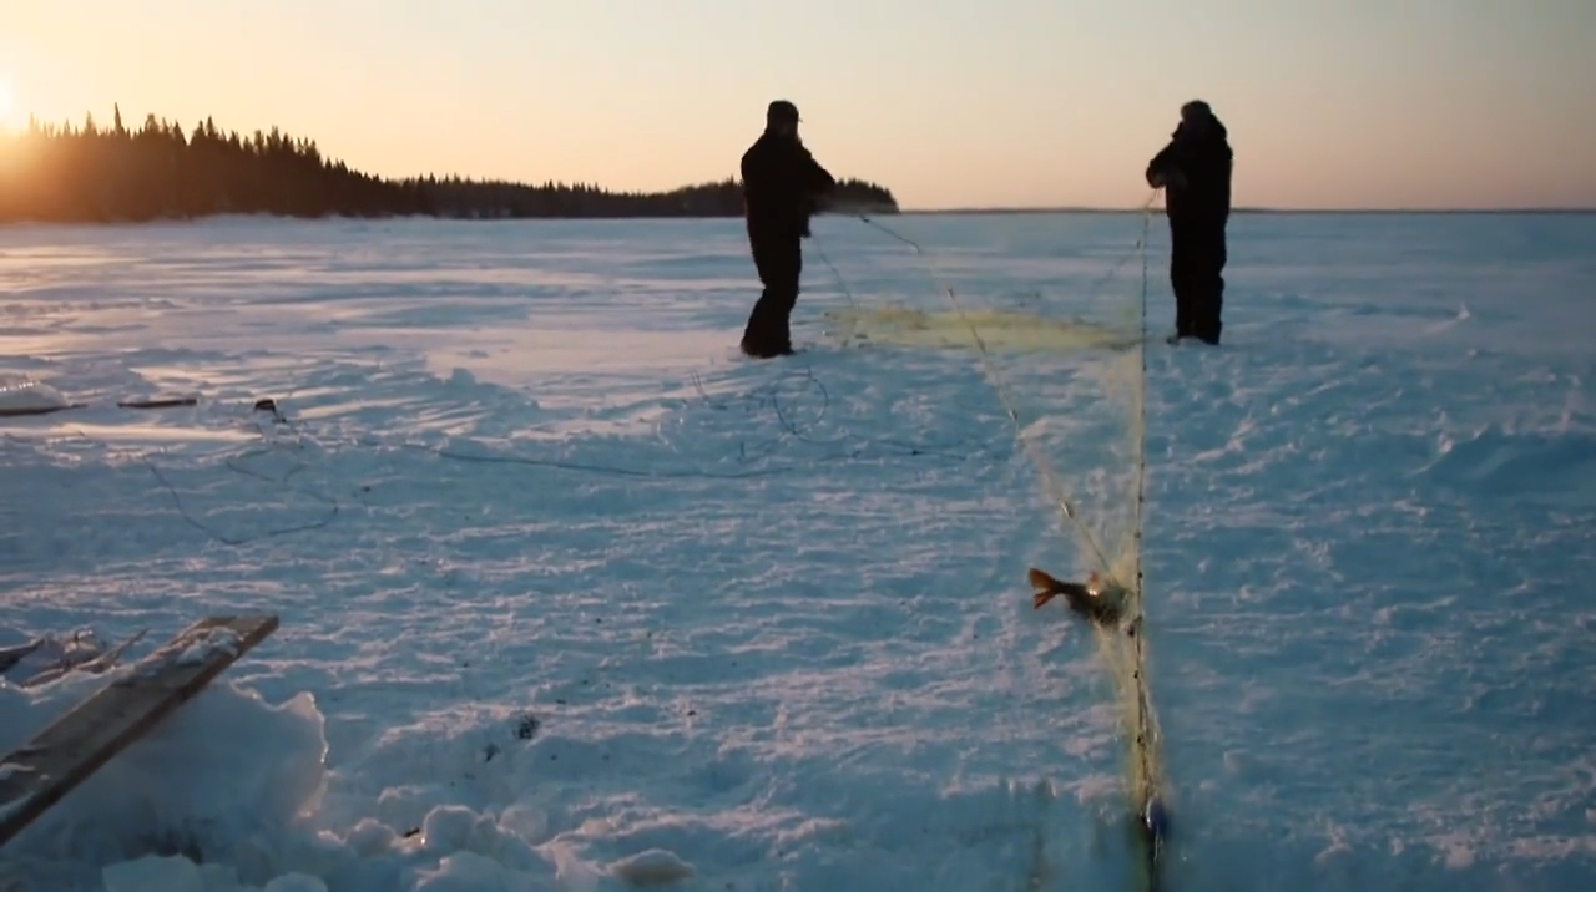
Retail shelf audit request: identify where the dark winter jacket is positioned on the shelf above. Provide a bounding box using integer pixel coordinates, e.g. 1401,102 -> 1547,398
1146,117 -> 1233,228
741,131 -> 836,244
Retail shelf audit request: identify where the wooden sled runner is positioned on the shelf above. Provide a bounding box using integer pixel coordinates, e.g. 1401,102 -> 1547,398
0,614 -> 279,848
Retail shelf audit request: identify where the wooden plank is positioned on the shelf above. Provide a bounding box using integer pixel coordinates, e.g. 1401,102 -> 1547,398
116,398 -> 198,410
0,614 -> 279,848
0,397 -> 196,418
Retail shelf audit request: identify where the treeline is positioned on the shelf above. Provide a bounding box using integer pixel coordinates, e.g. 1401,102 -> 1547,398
0,107 -> 901,224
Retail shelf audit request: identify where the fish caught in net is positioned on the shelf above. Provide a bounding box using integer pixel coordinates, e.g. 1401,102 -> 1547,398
819,208 -> 1169,886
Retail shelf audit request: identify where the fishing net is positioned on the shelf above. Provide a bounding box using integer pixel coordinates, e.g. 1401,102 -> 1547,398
810,203 -> 1168,883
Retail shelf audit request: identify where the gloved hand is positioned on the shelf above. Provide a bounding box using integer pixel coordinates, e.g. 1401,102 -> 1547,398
1149,169 -> 1186,190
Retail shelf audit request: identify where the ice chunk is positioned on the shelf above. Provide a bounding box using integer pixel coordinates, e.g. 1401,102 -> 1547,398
345,818 -> 399,858
609,848 -> 696,888
419,805 -> 478,855
0,379 -> 68,413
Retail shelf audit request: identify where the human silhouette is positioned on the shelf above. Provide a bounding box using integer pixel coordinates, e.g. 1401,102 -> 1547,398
738,100 -> 837,358
1145,100 -> 1233,345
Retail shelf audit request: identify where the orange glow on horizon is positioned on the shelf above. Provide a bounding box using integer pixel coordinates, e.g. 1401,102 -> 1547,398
2,0 -> 1594,210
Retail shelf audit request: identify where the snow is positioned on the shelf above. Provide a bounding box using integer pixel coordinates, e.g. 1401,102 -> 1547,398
0,379 -> 68,411
1,210 -> 1594,890
173,626 -> 243,667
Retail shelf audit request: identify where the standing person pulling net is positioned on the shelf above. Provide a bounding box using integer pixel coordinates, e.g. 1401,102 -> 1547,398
738,100 -> 837,359
1145,100 -> 1233,346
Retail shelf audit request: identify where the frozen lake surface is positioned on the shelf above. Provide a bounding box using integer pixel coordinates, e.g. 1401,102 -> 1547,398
1,209 -> 1593,890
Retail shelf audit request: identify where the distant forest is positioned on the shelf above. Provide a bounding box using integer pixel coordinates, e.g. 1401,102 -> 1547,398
0,107 -> 901,224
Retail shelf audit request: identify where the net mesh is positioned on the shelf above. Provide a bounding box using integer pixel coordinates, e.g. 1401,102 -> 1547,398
812,205 -> 1166,881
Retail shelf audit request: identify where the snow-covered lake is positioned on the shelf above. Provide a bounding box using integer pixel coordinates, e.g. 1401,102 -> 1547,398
2,209 -> 1593,890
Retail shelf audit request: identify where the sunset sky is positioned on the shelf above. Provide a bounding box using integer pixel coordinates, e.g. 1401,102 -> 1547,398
2,0 -> 1592,210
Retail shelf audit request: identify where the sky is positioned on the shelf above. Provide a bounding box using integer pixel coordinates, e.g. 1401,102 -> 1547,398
2,0 -> 1594,210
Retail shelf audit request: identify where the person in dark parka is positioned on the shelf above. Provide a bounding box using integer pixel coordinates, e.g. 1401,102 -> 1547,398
1145,100 -> 1233,345
738,99 -> 837,358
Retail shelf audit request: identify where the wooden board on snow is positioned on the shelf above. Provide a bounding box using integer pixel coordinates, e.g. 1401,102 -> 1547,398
0,614 -> 279,848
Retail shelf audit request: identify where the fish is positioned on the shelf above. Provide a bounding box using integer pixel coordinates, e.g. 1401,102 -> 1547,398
1028,567 -> 1127,627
